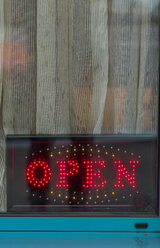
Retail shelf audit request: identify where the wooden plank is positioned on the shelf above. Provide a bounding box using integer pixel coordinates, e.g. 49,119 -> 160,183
0,0 -> 6,211
2,0 -> 37,134
53,0 -> 71,134
106,0 -> 141,133
1,0 -> 37,211
37,0 -> 71,134
136,0 -> 159,133
0,0 -> 4,103
91,0 -> 108,134
36,0 -> 56,134
70,0 -> 108,134
70,0 -> 93,133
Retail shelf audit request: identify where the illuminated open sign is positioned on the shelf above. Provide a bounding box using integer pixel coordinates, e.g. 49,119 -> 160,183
26,158 -> 139,189
7,135 -> 157,215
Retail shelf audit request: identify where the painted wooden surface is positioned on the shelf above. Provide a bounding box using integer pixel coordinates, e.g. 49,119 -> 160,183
0,235 -> 160,248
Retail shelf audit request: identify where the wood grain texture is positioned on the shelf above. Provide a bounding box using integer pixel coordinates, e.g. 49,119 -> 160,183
91,0 -> 108,134
50,0 -> 71,134
107,0 -> 141,134
37,0 -> 72,134
70,0 -> 93,133
0,0 -> 6,211
1,0 -> 37,211
121,0 -> 141,133
136,0 -> 159,133
36,0 -> 56,134
2,0 -> 36,135
70,0 -> 108,134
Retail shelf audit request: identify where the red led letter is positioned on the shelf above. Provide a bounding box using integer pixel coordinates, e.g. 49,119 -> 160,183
26,160 -> 52,188
83,160 -> 107,188
114,160 -> 139,189
56,159 -> 79,188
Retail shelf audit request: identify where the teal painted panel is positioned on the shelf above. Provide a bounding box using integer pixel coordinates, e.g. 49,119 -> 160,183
0,232 -> 160,238
0,234 -> 159,248
0,217 -> 160,232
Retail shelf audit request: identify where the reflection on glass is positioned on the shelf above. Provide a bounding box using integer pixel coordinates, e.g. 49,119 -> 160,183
0,0 -> 159,213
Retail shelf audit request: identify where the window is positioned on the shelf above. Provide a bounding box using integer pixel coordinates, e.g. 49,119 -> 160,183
0,0 -> 159,216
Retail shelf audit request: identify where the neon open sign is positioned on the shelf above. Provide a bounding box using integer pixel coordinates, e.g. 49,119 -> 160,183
26,158 -> 139,189
7,136 -> 157,214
